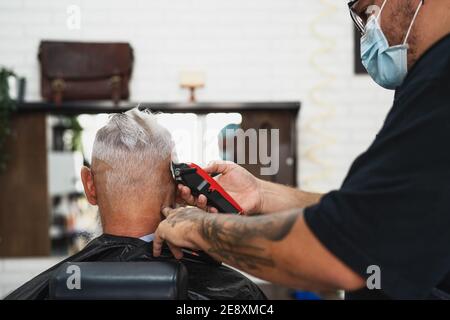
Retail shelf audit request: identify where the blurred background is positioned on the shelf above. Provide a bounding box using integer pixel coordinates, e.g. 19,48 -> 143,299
0,0 -> 394,299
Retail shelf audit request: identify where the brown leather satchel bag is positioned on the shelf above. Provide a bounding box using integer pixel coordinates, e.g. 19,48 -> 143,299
39,41 -> 133,105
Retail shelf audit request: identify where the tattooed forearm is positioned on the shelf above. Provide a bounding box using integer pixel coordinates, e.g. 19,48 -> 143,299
162,206 -> 301,271
199,209 -> 301,271
208,247 -> 275,269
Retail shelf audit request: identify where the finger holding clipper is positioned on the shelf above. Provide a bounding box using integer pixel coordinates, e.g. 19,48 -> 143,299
204,160 -> 232,175
178,185 -> 197,205
207,206 -> 219,213
178,185 -> 211,211
196,194 -> 208,210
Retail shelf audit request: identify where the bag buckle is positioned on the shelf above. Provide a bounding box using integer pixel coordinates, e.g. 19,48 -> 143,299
110,75 -> 122,106
51,78 -> 66,105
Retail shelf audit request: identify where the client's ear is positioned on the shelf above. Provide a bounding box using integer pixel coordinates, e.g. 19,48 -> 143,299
81,166 -> 97,205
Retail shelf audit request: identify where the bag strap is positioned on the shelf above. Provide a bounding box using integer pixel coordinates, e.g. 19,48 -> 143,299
110,75 -> 122,106
51,78 -> 65,105
50,74 -> 125,106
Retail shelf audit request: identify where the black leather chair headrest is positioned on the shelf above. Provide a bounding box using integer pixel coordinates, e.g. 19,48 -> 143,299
49,261 -> 188,300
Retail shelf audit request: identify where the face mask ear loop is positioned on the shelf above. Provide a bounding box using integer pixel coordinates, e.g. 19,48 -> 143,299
376,0 -> 389,23
403,0 -> 424,45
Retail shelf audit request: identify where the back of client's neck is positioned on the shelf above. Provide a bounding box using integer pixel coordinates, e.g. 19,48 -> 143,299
100,206 -> 162,239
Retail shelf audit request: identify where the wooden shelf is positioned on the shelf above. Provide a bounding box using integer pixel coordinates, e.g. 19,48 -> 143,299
17,101 -> 301,115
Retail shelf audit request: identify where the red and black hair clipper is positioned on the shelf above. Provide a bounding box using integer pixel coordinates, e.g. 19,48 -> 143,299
171,162 -> 242,214
170,162 -> 242,265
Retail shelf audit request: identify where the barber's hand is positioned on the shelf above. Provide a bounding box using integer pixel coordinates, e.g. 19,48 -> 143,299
153,206 -> 206,259
177,161 -> 263,215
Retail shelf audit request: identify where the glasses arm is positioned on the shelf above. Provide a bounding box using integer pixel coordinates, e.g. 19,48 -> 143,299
348,0 -> 365,34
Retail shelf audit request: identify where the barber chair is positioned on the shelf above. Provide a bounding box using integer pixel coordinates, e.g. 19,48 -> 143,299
49,261 -> 188,300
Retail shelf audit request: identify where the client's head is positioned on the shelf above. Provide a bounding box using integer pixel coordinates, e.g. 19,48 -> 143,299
80,107 -> 176,238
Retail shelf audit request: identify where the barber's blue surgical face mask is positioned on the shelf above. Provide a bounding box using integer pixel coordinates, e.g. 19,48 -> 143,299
360,0 -> 423,90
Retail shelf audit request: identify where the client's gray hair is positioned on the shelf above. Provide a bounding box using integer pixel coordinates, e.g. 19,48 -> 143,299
92,107 -> 175,197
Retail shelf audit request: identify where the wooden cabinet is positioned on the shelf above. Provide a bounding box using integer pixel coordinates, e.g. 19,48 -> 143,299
0,114 -> 50,256
240,109 -> 298,186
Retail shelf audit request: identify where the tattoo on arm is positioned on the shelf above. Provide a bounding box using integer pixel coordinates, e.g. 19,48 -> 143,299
199,210 -> 301,271
163,207 -> 301,271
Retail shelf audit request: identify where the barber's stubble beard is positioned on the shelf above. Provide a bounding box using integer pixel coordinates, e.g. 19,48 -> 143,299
382,0 -> 421,68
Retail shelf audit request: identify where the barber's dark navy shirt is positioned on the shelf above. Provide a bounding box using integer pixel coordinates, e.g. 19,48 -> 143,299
304,33 -> 450,299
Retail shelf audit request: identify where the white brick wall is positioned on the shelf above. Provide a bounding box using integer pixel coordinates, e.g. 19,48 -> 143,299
0,0 -> 394,191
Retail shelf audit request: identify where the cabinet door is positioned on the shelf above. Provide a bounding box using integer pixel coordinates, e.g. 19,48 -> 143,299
0,114 -> 50,257
240,110 -> 297,186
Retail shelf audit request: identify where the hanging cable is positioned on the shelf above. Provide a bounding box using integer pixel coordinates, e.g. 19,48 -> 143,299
301,0 -> 339,191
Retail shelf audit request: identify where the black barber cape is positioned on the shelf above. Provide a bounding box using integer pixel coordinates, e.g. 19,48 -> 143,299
305,33 -> 450,299
4,234 -> 266,300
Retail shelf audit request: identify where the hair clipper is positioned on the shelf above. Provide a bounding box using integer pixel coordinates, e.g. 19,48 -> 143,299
170,162 -> 243,265
171,162 -> 242,214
